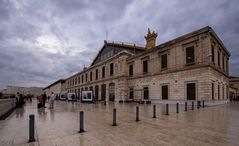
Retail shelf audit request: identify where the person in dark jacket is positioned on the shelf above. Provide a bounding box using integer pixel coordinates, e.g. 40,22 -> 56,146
42,92 -> 47,108
71,94 -> 75,104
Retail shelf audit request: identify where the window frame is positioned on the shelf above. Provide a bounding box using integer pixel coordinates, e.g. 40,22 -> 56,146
110,63 -> 114,76
90,71 -> 92,81
161,85 -> 169,100
186,46 -> 195,65
102,66 -> 105,78
161,53 -> 168,69
95,69 -> 98,80
129,64 -> 133,76
142,60 -> 148,74
211,45 -> 215,63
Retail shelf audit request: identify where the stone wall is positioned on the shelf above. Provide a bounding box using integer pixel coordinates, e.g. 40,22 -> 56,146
0,98 -> 16,119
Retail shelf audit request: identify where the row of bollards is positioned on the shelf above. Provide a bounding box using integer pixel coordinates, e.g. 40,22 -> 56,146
28,100 -> 206,142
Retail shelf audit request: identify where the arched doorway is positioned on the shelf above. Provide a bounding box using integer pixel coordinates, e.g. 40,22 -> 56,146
109,83 -> 115,101
95,85 -> 99,100
101,84 -> 106,101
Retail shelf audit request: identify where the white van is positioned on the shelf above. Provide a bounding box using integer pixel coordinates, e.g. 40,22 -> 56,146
67,93 -> 76,101
59,94 -> 66,101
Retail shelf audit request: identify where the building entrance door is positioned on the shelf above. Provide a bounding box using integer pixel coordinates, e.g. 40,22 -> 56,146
109,83 -> 115,101
187,83 -> 196,100
162,85 -> 168,100
101,84 -> 106,101
143,87 -> 149,100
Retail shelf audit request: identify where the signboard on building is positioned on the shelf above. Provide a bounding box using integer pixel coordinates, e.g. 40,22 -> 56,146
81,91 -> 93,102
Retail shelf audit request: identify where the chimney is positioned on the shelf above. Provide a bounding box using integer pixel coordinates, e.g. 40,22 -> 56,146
144,28 -> 158,49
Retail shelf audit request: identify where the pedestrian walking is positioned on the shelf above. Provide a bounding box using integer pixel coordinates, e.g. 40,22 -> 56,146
29,96 -> 32,103
49,92 -> 55,109
42,92 -> 47,108
16,92 -> 20,108
38,95 -> 43,108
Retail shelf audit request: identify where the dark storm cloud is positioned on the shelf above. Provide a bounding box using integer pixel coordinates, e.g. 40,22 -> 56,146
0,0 -> 239,89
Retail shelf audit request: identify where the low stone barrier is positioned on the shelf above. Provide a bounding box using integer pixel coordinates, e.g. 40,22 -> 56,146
0,98 -> 16,120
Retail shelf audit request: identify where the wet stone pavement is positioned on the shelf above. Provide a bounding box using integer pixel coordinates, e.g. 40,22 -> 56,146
0,100 -> 239,146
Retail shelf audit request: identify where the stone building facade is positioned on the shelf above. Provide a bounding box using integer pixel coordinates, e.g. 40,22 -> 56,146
229,76 -> 239,99
43,79 -> 67,97
66,26 -> 230,102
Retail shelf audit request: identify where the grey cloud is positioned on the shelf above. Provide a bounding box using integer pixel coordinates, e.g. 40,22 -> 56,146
0,0 -> 239,89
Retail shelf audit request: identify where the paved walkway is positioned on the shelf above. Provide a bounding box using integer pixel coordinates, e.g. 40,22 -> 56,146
0,100 -> 239,146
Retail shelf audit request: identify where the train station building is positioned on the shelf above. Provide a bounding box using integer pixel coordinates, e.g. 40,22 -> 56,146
65,26 -> 230,102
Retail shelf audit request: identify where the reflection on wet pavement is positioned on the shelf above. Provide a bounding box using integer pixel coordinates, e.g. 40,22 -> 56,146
0,100 -> 239,146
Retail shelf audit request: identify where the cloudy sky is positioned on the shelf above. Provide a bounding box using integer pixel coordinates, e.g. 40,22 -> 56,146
0,0 -> 239,89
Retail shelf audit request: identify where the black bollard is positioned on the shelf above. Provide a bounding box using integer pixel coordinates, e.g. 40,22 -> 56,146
191,101 -> 194,110
112,108 -> 117,126
78,111 -> 84,133
197,101 -> 200,109
166,104 -> 169,115
28,114 -> 35,142
185,102 -> 187,111
202,100 -> 205,108
153,105 -> 156,118
136,106 -> 139,122
176,103 -> 179,113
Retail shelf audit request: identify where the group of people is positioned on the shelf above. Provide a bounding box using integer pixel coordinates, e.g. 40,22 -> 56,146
16,92 -> 25,108
37,92 -> 55,109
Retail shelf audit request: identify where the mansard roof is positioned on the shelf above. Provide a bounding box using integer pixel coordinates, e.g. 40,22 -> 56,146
90,40 -> 145,66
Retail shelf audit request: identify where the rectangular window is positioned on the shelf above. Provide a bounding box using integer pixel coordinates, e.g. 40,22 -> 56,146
72,79 -> 74,86
90,71 -> 92,81
102,66 -> 105,78
162,85 -> 168,100
96,69 -> 98,80
129,88 -> 134,99
226,58 -> 229,73
222,55 -> 225,70
75,78 -> 77,85
187,83 -> 196,100
85,73 -> 88,82
129,64 -> 133,76
110,63 -> 114,76
186,46 -> 195,64
143,60 -> 148,73
81,75 -> 84,83
218,84 -> 220,100
212,83 -> 214,100
226,85 -> 229,99
78,77 -> 80,84
211,45 -> 214,63
143,87 -> 149,99
222,85 -> 224,100
161,54 -> 167,69
218,50 -> 220,67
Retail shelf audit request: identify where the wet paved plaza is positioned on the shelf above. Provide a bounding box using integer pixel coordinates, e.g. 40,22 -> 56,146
0,100 -> 239,146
